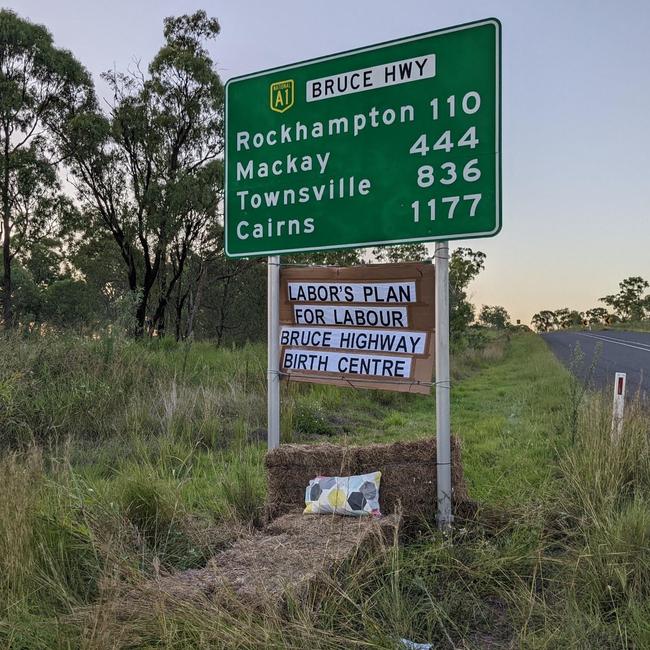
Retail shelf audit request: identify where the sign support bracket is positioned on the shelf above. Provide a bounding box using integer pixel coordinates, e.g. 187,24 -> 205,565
435,241 -> 453,530
267,255 -> 281,450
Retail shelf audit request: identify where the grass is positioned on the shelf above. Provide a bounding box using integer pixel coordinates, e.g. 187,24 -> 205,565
0,329 -> 649,648
607,320 -> 650,333
588,320 -> 650,333
330,333 -> 567,505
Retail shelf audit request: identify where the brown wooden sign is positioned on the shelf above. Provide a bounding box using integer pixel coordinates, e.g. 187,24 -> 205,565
279,263 -> 435,393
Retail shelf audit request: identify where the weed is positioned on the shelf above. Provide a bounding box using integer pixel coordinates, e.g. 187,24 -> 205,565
294,398 -> 334,436
564,341 -> 601,444
218,447 -> 266,527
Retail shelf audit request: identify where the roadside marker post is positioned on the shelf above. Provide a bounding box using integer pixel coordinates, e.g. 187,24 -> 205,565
267,255 -> 281,450
611,372 -> 626,442
435,242 -> 452,530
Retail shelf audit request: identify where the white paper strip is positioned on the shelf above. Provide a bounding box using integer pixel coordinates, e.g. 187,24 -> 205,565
280,326 -> 427,354
293,305 -> 408,328
282,349 -> 412,378
287,281 -> 416,303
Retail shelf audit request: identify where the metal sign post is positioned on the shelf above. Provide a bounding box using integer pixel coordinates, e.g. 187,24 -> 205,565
435,241 -> 452,530
267,255 -> 281,449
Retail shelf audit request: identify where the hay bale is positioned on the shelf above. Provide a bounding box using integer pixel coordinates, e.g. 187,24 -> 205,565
265,443 -> 356,519
354,436 -> 467,518
124,512 -> 399,613
265,436 -> 468,520
116,436 -> 471,617
206,511 -> 397,607
265,510 -> 400,546
353,438 -> 436,517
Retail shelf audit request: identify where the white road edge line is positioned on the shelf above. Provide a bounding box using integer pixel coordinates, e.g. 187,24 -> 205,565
579,332 -> 650,353
580,332 -> 650,349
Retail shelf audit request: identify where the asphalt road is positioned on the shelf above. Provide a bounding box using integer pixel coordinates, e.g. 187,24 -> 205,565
542,329 -> 650,400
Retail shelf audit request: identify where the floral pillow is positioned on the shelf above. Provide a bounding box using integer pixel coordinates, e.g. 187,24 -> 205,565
304,471 -> 381,517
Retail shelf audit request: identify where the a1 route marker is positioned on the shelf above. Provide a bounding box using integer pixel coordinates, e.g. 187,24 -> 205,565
225,18 -> 501,258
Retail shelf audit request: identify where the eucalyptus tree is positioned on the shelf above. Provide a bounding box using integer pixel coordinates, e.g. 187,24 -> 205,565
62,11 -> 224,336
479,304 -> 511,329
0,9 -> 94,327
601,276 -> 649,321
585,307 -> 609,326
531,310 -> 556,332
449,247 -> 486,340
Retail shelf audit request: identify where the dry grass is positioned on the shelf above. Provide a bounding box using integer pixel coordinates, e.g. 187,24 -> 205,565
2,331 -> 649,648
451,333 -> 509,381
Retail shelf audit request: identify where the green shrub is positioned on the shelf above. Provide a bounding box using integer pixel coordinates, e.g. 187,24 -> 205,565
0,333 -> 267,450
32,508 -> 101,609
120,471 -> 206,570
294,398 -> 334,436
0,450 -> 42,613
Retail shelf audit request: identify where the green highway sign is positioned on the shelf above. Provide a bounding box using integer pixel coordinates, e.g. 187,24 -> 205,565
225,19 -> 501,258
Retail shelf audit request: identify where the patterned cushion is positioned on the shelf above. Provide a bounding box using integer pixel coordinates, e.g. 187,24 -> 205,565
304,471 -> 381,517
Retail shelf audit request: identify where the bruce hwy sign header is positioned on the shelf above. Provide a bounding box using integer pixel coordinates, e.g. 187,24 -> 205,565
225,19 -> 501,257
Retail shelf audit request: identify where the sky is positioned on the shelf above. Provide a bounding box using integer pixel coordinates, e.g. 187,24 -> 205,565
7,0 -> 650,325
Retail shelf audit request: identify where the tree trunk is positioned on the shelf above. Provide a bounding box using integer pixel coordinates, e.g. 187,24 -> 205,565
215,273 -> 231,345
174,280 -> 187,342
175,297 -> 183,341
2,130 -> 12,329
135,293 -> 148,338
157,300 -> 166,338
186,263 -> 206,341
155,250 -> 168,338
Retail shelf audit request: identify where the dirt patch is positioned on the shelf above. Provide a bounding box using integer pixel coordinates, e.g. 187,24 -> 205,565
265,436 -> 468,521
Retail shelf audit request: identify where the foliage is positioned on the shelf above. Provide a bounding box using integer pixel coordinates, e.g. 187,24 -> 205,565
219,447 -> 266,526
531,309 -> 555,332
585,306 -> 610,325
449,247 -> 485,340
532,308 -> 585,331
531,276 -> 650,332
60,11 -> 224,336
371,243 -> 428,263
0,9 -> 94,327
478,304 -> 510,329
9,262 -> 44,323
532,276 -> 650,331
557,307 -> 584,328
563,341 -> 600,444
601,276 -> 650,321
41,278 -> 101,327
294,398 -> 335,436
